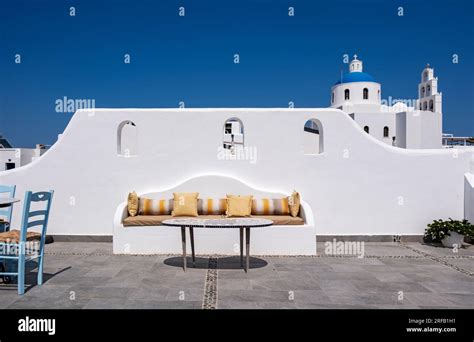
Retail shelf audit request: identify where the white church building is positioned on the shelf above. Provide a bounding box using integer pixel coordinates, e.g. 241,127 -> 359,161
329,55 -> 442,149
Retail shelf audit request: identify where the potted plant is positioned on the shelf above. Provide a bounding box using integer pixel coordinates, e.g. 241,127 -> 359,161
424,218 -> 474,248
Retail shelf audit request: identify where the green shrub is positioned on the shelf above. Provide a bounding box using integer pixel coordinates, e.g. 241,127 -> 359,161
424,218 -> 474,242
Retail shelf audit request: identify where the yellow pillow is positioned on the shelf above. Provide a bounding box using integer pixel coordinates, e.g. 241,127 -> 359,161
127,191 -> 139,217
172,192 -> 199,217
226,195 -> 253,217
288,190 -> 301,217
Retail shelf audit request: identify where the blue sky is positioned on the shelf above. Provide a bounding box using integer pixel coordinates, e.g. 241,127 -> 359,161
1,0 -> 473,147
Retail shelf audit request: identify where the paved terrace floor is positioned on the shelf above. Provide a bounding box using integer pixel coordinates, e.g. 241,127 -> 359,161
0,242 -> 472,309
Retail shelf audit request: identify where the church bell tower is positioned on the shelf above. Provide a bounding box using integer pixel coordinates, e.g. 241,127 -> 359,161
417,64 -> 442,114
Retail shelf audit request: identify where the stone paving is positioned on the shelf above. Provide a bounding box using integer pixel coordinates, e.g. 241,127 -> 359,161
0,241 -> 472,309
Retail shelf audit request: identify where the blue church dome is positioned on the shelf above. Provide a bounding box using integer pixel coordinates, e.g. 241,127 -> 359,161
335,72 -> 376,85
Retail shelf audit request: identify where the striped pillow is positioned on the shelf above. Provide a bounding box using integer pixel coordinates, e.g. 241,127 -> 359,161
198,198 -> 227,215
138,198 -> 173,215
251,198 -> 290,216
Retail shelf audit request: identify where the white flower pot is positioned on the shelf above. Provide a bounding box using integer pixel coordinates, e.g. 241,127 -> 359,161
441,231 -> 464,248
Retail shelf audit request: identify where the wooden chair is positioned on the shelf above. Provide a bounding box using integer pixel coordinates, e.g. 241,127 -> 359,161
0,190 -> 54,294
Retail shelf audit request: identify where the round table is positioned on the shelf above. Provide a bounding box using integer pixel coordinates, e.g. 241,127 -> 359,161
0,198 -> 20,207
162,218 -> 273,272
0,198 -> 19,232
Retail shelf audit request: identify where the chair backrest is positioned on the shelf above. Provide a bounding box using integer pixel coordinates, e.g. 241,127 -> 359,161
20,191 -> 54,247
0,185 -> 16,224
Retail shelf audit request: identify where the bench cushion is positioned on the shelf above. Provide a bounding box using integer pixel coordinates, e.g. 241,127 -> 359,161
259,215 -> 304,225
123,214 -> 304,227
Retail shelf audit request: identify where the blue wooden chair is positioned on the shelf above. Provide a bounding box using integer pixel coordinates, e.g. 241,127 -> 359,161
0,185 -> 16,233
0,190 -> 54,295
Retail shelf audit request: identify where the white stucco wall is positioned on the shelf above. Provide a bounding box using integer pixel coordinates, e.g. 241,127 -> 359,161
395,113 -> 407,149
302,131 -> 321,154
0,148 -> 46,171
0,108 -> 471,236
396,111 -> 442,149
0,149 -> 20,171
465,173 -> 474,224
20,149 -> 36,167
351,112 -> 396,145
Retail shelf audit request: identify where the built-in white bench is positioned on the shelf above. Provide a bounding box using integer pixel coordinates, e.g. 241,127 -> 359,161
113,175 -> 316,255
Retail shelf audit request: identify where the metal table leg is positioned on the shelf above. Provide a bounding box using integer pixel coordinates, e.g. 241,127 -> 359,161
239,227 -> 244,267
190,227 -> 196,267
245,227 -> 250,273
181,226 -> 187,272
